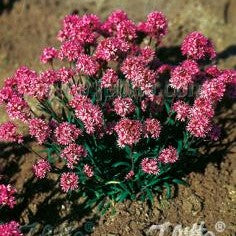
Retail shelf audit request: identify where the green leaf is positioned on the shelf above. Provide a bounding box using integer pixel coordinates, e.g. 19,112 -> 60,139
124,146 -> 131,155
135,107 -> 141,119
84,142 -> 93,157
112,162 -> 131,168
164,101 -> 170,113
116,191 -> 129,202
132,152 -> 143,162
177,140 -> 183,153
164,182 -> 172,199
146,188 -> 154,204
172,178 -> 189,186
145,178 -> 161,187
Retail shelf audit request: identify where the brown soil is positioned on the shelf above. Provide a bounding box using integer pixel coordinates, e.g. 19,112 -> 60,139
0,0 -> 235,235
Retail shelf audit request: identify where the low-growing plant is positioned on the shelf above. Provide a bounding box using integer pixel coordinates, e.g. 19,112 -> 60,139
0,10 -> 235,218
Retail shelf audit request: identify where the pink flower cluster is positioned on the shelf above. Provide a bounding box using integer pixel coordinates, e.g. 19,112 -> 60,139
0,221 -> 22,236
121,56 -> 156,95
40,47 -> 58,64
61,144 -> 87,169
102,10 -> 137,40
186,70 -> 230,138
60,172 -> 78,192
114,119 -> 142,147
70,95 -> 103,134
15,66 -> 51,100
33,159 -> 51,179
76,54 -> 100,76
58,14 -> 101,44
101,69 -> 118,88
113,97 -> 135,117
95,37 -> 130,61
83,164 -> 94,178
141,158 -> 159,175
29,118 -> 51,144
6,95 -> 31,122
158,146 -> 178,164
173,101 -> 190,122
138,11 -> 168,41
0,122 -> 23,143
0,184 -> 16,208
181,31 -> 216,60
144,118 -> 161,138
54,122 -> 82,145
170,60 -> 199,91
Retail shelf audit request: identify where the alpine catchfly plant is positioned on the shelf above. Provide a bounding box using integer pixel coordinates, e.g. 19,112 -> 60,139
0,10 -> 235,214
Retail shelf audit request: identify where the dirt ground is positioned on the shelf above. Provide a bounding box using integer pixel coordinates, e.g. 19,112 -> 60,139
0,0 -> 235,235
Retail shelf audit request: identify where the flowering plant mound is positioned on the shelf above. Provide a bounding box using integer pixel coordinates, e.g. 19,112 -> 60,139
0,10 -> 235,214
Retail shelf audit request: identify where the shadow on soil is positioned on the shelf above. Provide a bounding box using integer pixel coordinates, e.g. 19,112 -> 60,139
0,0 -> 19,14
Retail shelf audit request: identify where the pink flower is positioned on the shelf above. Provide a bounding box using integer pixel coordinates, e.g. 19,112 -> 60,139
158,146 -> 178,164
101,69 -> 118,88
76,54 -> 100,76
187,115 -> 211,138
141,98 -> 149,112
170,60 -> 199,91
57,67 -> 74,83
0,122 -> 23,143
83,164 -> 94,178
29,118 -> 51,144
14,66 -> 51,99
121,56 -> 156,95
173,101 -> 191,122
218,69 -> 236,84
115,19 -> 137,41
141,158 -> 159,175
157,64 -> 172,74
125,170 -> 134,180
0,221 -> 22,236
113,97 -> 135,117
40,47 -> 58,64
54,122 -> 82,145
181,31 -> 216,60
101,10 -> 137,40
0,184 -> 16,208
190,97 -> 215,118
33,159 -> 51,179
205,65 -> 221,77
0,86 -> 16,104
200,78 -> 226,102
114,119 -> 142,148
61,144 -> 87,169
70,95 -> 103,134
70,84 -> 86,96
95,37 -> 130,61
14,66 -> 38,95
58,39 -> 84,61
6,95 -> 31,122
138,11 -> 168,41
144,118 -> 161,138
140,46 -> 155,62
101,10 -> 129,35
57,14 -> 81,42
39,69 -> 58,84
58,14 -> 101,44
60,172 -> 78,192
